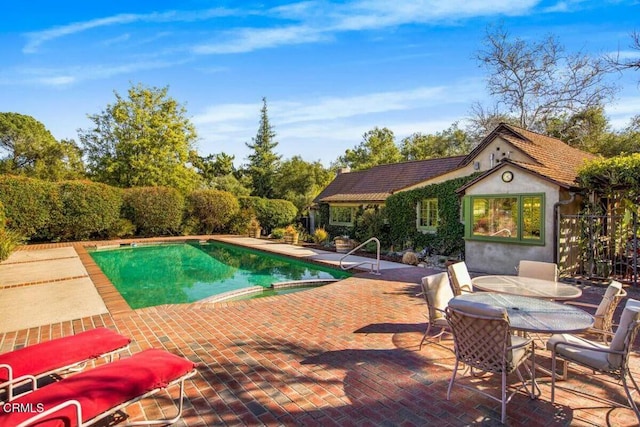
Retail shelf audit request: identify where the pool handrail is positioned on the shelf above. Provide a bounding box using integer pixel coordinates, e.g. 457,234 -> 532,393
339,237 -> 381,275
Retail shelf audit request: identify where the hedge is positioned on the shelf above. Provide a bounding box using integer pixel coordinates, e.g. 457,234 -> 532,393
0,175 -> 60,241
55,181 -> 123,240
187,189 -> 239,234
123,187 -> 184,236
238,196 -> 297,233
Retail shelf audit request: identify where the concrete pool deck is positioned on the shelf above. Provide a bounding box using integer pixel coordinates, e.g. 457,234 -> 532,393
0,236 -> 639,426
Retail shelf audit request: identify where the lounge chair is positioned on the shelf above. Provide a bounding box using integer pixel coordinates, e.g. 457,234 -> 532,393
0,328 -> 130,400
0,348 -> 197,427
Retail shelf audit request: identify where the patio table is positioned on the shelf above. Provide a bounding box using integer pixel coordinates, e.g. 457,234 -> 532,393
454,293 -> 594,334
454,292 -> 594,397
471,275 -> 582,300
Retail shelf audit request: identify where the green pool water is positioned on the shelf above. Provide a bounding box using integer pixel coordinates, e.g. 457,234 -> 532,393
89,241 -> 351,309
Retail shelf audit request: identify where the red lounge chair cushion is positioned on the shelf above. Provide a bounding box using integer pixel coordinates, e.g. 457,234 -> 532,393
0,328 -> 130,382
0,349 -> 196,427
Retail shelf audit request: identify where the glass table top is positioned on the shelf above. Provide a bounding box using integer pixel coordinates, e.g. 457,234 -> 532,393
455,293 -> 594,333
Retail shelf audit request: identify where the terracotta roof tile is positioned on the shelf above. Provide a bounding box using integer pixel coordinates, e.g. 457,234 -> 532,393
498,124 -> 597,187
314,156 -> 466,203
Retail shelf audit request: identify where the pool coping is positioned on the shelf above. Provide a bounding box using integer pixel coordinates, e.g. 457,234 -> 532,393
74,235 -> 407,314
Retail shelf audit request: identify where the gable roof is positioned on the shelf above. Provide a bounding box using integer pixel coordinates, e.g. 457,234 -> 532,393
461,123 -> 597,188
314,156 -> 466,203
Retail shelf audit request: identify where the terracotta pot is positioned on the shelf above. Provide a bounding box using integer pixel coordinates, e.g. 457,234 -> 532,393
335,239 -> 353,253
284,233 -> 299,245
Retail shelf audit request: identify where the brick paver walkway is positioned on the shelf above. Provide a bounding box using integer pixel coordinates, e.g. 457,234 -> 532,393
1,239 -> 639,426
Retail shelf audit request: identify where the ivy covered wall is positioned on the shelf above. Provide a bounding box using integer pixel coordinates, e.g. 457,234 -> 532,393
385,173 -> 481,256
316,173 -> 480,256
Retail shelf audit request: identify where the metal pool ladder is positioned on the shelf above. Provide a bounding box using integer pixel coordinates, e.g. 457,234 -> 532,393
339,237 -> 381,275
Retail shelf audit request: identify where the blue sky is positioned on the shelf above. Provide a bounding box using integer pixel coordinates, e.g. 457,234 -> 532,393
1,1 -> 639,167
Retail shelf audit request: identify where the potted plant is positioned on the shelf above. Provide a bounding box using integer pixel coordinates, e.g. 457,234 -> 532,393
334,235 -> 354,253
247,217 -> 261,239
283,225 -> 299,245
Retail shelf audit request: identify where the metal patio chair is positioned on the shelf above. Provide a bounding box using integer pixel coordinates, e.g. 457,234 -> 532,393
418,272 -> 454,349
447,261 -> 473,296
446,298 -> 535,424
548,298 -> 640,421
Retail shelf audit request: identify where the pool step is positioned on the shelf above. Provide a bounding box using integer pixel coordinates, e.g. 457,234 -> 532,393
271,279 -> 340,289
196,279 -> 342,304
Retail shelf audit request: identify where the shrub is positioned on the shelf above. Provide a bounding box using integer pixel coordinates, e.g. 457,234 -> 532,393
123,187 -> 184,236
0,228 -> 24,262
187,189 -> 240,234
353,207 -> 389,247
0,200 -> 5,228
271,227 -> 285,239
238,196 -> 297,234
54,181 -> 123,241
259,199 -> 297,233
108,218 -> 136,238
228,208 -> 255,235
0,175 -> 60,241
313,227 -> 329,244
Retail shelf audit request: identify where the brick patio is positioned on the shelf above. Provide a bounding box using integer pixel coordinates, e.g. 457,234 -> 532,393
1,239 -> 639,426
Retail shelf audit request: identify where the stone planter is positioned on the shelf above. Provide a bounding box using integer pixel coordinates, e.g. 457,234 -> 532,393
283,233 -> 299,245
335,238 -> 354,254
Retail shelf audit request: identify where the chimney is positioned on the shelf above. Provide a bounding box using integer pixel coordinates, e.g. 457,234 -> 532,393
337,166 -> 351,175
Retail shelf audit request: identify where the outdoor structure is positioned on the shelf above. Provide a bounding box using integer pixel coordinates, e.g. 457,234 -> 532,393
314,123 -> 597,274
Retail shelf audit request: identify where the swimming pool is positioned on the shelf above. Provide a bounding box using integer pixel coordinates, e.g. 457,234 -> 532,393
89,241 -> 351,309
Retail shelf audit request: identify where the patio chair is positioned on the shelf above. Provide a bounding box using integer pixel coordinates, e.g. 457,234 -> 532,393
0,348 -> 197,427
547,298 -> 640,421
447,261 -> 473,295
517,260 -> 558,282
446,298 -> 535,424
565,280 -> 627,343
0,328 -> 131,401
418,272 -> 454,349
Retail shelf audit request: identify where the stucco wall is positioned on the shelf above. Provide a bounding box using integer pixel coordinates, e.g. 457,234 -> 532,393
463,165 -> 560,275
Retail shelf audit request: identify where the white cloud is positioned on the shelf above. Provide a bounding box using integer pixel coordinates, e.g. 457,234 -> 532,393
23,8 -> 237,53
192,82 -> 484,164
192,25 -> 328,54
16,59 -> 189,87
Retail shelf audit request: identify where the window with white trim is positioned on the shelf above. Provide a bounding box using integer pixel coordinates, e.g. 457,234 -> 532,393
330,206 -> 355,226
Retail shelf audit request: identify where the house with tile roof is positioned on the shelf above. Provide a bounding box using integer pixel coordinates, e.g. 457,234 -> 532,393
314,123 -> 597,274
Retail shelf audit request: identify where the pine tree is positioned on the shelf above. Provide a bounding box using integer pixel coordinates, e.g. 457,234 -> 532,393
245,97 -> 281,198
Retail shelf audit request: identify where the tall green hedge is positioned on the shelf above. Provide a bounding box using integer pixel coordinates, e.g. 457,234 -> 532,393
385,174 -> 480,256
55,181 -> 123,240
0,175 -> 60,240
0,176 -> 124,242
123,187 -> 184,236
187,189 -> 239,234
